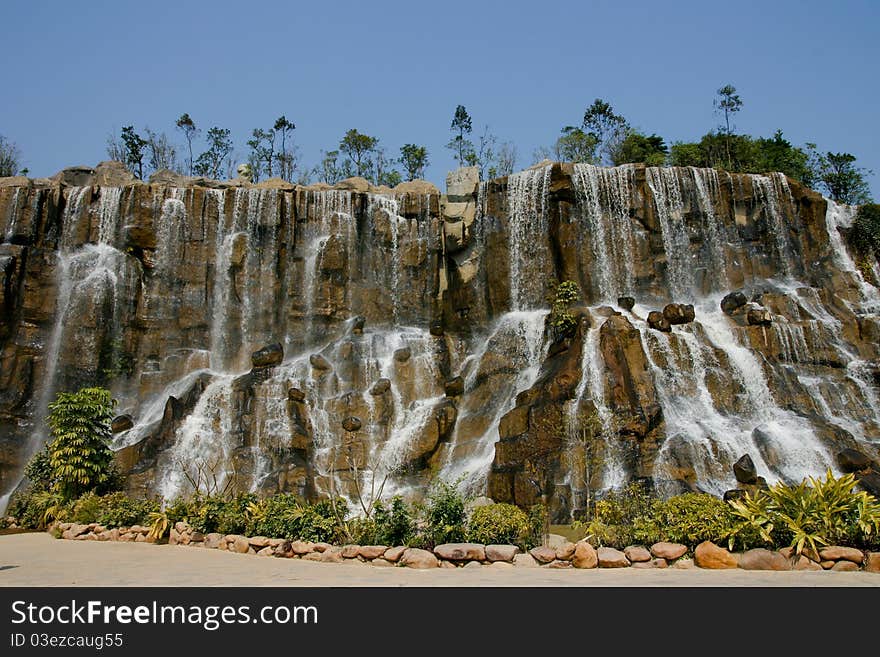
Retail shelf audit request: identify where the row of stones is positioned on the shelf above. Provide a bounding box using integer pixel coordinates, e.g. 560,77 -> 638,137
55,522 -> 880,573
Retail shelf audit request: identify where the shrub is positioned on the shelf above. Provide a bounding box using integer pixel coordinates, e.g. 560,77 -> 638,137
8,490 -> 70,529
848,204 -> 880,258
422,479 -> 468,547
373,496 -> 415,546
633,493 -> 740,548
467,503 -> 530,548
574,481 -> 655,548
46,387 -> 118,500
191,493 -> 256,535
548,280 -> 580,340
245,494 -> 345,542
23,445 -> 54,489
69,493 -> 104,524
730,470 -> 880,555
96,493 -> 159,528
526,503 -> 548,549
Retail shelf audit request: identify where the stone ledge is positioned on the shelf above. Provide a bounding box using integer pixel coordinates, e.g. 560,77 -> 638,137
49,524 -> 878,573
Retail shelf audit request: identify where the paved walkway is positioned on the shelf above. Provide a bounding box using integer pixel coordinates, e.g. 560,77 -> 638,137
1,533 -> 878,586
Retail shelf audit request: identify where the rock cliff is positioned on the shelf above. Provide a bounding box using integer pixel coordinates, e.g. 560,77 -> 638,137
1,160 -> 878,519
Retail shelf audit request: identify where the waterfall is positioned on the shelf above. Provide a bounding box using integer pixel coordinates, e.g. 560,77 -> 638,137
506,165 -> 552,310
3,188 -> 22,242
646,167 -> 695,299
750,173 -> 794,279
572,164 -> 637,302
438,310 -> 548,494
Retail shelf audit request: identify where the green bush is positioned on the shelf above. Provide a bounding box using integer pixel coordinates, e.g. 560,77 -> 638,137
848,204 -> 880,257
46,387 -> 118,500
244,494 -> 345,542
373,496 -> 416,546
8,490 -> 70,529
422,480 -> 468,547
526,503 -> 548,549
729,470 -> 880,554
574,481 -> 655,548
96,493 -> 159,527
467,503 -> 530,548
23,445 -> 54,489
633,493 -> 741,548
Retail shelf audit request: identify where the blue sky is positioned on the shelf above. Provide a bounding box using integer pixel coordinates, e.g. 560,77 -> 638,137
3,0 -> 877,196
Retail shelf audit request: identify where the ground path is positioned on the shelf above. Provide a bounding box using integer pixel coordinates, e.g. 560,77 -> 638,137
1,533 -> 878,587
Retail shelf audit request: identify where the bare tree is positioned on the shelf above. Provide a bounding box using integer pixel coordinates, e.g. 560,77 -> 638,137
0,135 -> 23,176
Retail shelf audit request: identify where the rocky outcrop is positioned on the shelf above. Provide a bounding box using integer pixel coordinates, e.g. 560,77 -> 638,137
1,160 -> 879,514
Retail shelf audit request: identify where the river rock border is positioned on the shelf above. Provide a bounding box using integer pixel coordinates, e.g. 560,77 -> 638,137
52,522 -> 880,573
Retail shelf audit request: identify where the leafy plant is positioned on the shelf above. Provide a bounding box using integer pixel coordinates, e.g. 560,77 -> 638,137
147,510 -> 170,541
633,493 -> 740,548
548,280 -> 580,340
373,496 -> 416,546
23,445 -> 54,489
467,503 -> 530,548
526,502 -> 548,549
422,479 -> 468,547
848,204 -> 880,258
96,493 -> 159,527
574,481 -> 655,548
46,387 -> 117,500
8,490 -> 70,529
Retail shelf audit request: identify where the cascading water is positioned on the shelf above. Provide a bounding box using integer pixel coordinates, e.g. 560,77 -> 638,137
506,165 -> 552,310
572,164 -> 637,302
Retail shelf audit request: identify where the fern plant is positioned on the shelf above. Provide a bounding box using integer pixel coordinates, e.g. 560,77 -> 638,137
46,387 -> 116,500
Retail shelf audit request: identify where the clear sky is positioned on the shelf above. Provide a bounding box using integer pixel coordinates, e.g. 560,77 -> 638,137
2,0 -> 877,196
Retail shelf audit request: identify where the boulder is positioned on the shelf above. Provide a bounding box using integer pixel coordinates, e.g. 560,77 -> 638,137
556,542 -> 577,561
733,454 -> 758,484
383,546 -> 407,562
371,558 -> 393,567
747,307 -> 772,326
837,449 -> 873,472
818,546 -> 863,563
632,558 -> 667,569
400,548 -> 439,569
623,546 -> 652,563
111,414 -> 134,433
251,343 -> 283,368
723,489 -> 749,502
650,542 -> 687,560
694,541 -> 737,569
514,553 -> 539,568
288,387 -> 306,402
463,560 -> 483,569
571,541 -> 598,569
617,296 -> 635,312
794,556 -> 823,571
547,560 -> 572,569
444,376 -> 464,397
434,543 -> 486,561
529,546 -> 557,564
857,472 -> 880,498
248,536 -> 271,548
370,378 -> 391,395
352,316 -> 366,334
393,347 -> 412,362
290,540 -> 315,555
647,311 -> 671,332
831,561 -> 860,572
303,552 -> 324,562
341,545 -> 361,559
358,546 -> 388,560
312,542 -> 332,553
597,547 -> 630,568
485,545 -> 519,562
673,558 -> 696,569
865,552 -> 880,573
257,546 -> 274,557
320,548 -> 344,563
720,291 -> 747,315
342,416 -> 362,432
662,303 -> 695,325
230,536 -> 250,554
738,548 -> 790,571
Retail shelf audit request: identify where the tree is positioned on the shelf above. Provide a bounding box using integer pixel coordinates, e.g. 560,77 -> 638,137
447,105 -> 475,168
45,387 -> 117,500
469,125 -> 499,180
714,84 -> 743,168
273,115 -> 297,181
546,126 -> 599,164
119,126 -> 148,179
175,113 -> 199,175
316,149 -> 344,184
582,99 -> 629,165
339,129 -> 378,178
753,130 -> 811,184
373,146 -> 402,187
246,127 -> 276,182
193,127 -> 233,180
400,143 -> 429,180
144,128 -> 179,173
811,149 -> 873,204
612,131 -> 668,166
495,141 -> 518,178
0,134 -> 23,176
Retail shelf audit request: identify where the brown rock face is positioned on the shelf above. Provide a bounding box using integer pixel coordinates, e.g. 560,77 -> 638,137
694,541 -> 738,569
662,303 -> 695,325
647,311 -> 671,332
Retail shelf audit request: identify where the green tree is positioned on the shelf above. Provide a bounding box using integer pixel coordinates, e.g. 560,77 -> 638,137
175,113 -> 199,176
273,116 -> 297,181
316,149 -> 344,184
247,127 -> 276,182
46,387 -> 117,500
753,130 -> 811,184
554,126 -> 599,164
119,126 -> 148,179
612,131 -> 668,166
447,105 -> 475,168
714,84 -> 743,168
582,99 -> 629,165
0,134 -> 23,177
399,143 -> 429,180
848,204 -> 880,259
811,150 -> 872,204
193,127 -> 233,180
339,129 -> 378,178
